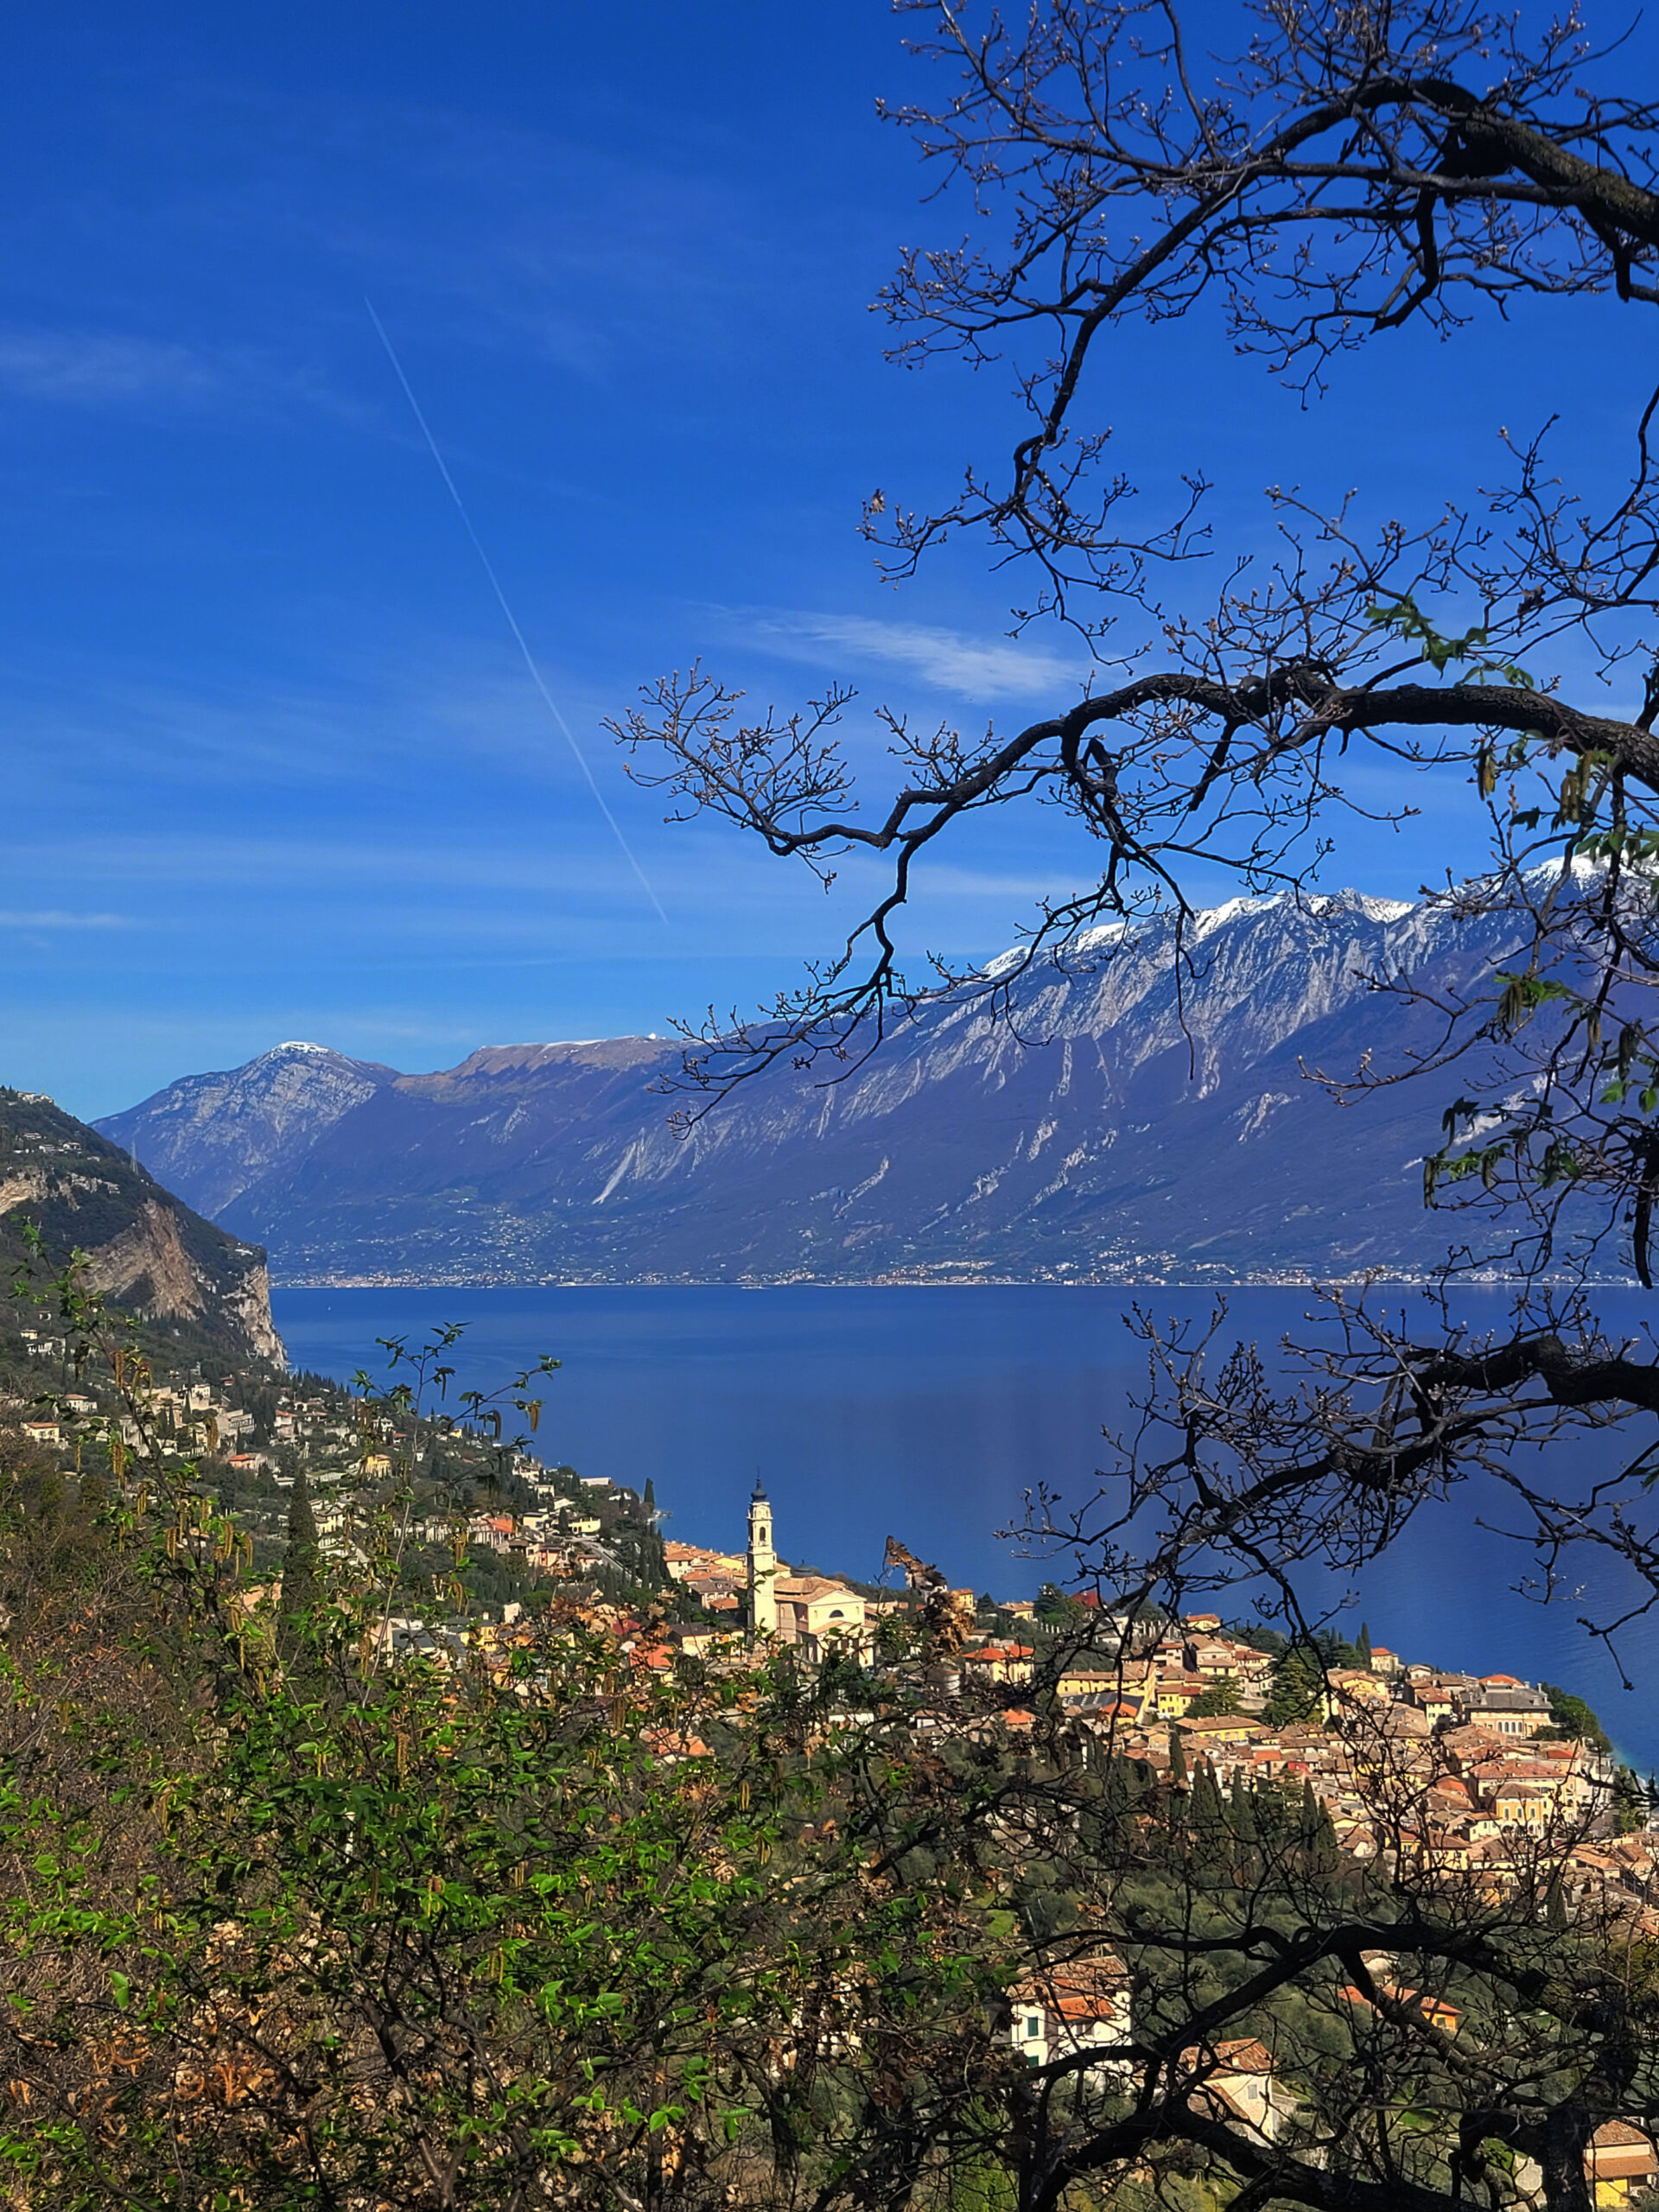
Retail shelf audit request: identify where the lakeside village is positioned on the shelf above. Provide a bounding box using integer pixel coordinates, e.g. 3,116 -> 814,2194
12,1318 -> 1659,2197
10,1312 -> 1656,1882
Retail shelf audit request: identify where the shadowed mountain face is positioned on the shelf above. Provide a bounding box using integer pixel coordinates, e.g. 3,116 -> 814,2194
95,1041 -> 401,1219
0,1090 -> 285,1363
97,893 -> 1538,1286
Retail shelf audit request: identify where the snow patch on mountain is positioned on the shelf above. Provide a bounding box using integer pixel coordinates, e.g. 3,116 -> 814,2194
96,880 -> 1561,1285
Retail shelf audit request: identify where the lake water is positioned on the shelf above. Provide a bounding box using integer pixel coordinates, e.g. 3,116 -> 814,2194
271,1283 -> 1659,1770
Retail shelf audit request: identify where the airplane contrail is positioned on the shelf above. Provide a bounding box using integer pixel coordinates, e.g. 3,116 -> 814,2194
365,297 -> 669,925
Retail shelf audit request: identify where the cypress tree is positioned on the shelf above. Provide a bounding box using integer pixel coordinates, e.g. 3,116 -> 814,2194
1357,1621 -> 1373,1668
1167,1722 -> 1188,1786
1190,1758 -> 1223,1827
1297,1778 -> 1338,1873
642,1477 -> 658,1520
1102,1755 -> 1134,1823
1316,1802 -> 1340,1872
1186,1758 -> 1224,1870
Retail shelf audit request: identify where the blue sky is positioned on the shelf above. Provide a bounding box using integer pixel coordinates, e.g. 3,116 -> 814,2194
3,1 -> 1650,1120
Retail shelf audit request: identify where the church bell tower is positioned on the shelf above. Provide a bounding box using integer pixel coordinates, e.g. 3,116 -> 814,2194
747,1479 -> 778,1638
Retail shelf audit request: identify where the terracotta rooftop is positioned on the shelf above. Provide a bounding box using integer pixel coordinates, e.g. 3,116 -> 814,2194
1180,2036 -> 1276,2076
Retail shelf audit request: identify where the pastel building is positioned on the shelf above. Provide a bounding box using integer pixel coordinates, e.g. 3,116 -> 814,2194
747,1481 -> 870,1660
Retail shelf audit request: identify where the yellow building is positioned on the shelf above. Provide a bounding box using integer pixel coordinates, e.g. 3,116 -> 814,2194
772,1575 -> 868,1657
747,1484 -> 868,1660
1586,2121 -> 1659,2207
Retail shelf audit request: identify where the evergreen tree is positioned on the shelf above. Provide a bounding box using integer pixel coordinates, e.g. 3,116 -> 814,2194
1264,1644 -> 1323,1730
1298,1778 -> 1321,1841
1167,1722 -> 1188,1786
1312,1806 -> 1340,1879
1613,1765 -> 1650,1834
1101,1756 -> 1136,1824
1189,1759 -> 1224,1830
1035,1581 -> 1084,1626
639,1517 -> 670,1589
1540,1682 -> 1612,1754
1356,1621 -> 1372,1669
642,1477 -> 658,1522
1187,1681 -> 1240,1718
1186,1758 -> 1228,1871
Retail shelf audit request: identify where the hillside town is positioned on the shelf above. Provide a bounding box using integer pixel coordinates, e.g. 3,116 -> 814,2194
572,1484 -> 1659,1929
658,1496 -> 1659,2206
404,1485 -> 1659,2202
11,1310 -> 1659,2206
11,1324 -> 1659,2206
13,1312 -> 1648,1918
3,1314 -> 668,1611
35,1321 -> 1639,1918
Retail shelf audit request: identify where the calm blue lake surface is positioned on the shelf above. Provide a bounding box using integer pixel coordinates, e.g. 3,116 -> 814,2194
272,1284 -> 1659,1770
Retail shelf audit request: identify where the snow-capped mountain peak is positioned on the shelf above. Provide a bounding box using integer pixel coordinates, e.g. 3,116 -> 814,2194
95,882 -> 1542,1286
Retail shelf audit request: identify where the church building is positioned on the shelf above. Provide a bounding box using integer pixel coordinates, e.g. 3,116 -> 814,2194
747,1480 -> 871,1659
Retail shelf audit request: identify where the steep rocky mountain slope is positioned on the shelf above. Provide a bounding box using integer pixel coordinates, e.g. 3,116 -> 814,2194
97,891 -> 1534,1287
96,1040 -> 399,1218
1,1090 -> 286,1362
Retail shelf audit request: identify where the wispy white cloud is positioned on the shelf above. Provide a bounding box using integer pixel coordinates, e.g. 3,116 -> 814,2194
0,636 -> 644,798
0,323 -> 361,422
729,607 -> 1084,703
0,823 -> 807,920
0,909 -> 135,929
0,327 -> 229,408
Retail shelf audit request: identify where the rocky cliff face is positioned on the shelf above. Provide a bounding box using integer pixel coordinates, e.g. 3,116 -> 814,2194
95,890 -> 1535,1286
0,1090 -> 285,1363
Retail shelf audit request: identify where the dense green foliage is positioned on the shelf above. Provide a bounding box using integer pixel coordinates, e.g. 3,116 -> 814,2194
1541,1684 -> 1613,1757
1262,1645 -> 1325,1731
1,1263 -> 1657,2212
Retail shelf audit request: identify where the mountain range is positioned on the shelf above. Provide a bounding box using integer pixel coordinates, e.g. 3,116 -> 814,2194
93,888 -> 1533,1287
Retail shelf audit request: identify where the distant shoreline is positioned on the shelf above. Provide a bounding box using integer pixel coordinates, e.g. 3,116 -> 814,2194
270,1273 -> 1628,1292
